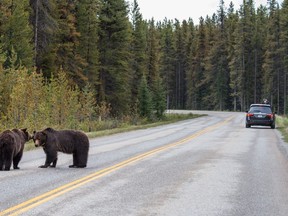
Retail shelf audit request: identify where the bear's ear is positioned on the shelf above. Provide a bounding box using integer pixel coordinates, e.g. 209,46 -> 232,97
41,131 -> 48,140
21,128 -> 27,132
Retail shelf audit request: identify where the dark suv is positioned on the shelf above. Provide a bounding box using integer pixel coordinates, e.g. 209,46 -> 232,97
245,104 -> 276,129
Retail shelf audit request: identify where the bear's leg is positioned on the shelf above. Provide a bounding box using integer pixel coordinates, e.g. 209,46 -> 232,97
13,151 -> 23,169
4,154 -> 13,171
50,158 -> 58,168
0,156 -> 4,170
69,152 -> 78,168
69,151 -> 87,168
39,151 -> 57,168
2,144 -> 15,171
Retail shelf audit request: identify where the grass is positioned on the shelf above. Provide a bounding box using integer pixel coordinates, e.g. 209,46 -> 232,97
24,112 -> 205,151
276,115 -> 288,143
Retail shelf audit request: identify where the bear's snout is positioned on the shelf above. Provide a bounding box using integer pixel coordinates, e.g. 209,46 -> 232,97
35,139 -> 41,147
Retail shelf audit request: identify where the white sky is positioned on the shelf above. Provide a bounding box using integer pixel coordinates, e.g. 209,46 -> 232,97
128,0 -> 284,24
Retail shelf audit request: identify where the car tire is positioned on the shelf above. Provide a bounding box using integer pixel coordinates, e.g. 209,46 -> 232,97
271,124 -> 275,129
246,123 -> 250,128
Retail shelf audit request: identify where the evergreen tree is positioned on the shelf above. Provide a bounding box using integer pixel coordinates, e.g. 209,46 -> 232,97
76,0 -> 100,88
205,0 -> 231,110
146,19 -> 161,93
160,18 -> 176,109
190,17 -> 206,110
280,0 -> 288,114
263,0 -> 282,112
130,0 -> 148,106
253,5 -> 268,103
55,0 -> 86,87
153,75 -> 166,118
138,75 -> 152,118
29,0 -> 58,76
1,0 -> 33,69
185,19 -> 197,109
227,2 -> 241,111
202,15 -> 218,110
174,19 -> 189,109
98,0 -> 132,116
236,0 -> 257,110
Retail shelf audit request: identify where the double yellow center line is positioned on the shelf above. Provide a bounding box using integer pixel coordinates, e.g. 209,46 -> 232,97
0,115 -> 234,216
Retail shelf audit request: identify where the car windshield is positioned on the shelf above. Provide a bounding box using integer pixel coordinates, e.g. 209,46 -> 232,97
249,106 -> 272,113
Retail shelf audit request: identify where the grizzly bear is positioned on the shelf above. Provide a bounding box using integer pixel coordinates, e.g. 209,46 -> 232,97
32,128 -> 89,168
0,128 -> 31,171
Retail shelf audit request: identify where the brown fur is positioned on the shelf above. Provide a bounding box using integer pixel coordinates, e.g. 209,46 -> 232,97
0,128 -> 31,171
33,128 -> 89,168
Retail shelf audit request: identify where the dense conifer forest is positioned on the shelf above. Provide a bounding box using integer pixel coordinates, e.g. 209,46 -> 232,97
0,0 -> 287,131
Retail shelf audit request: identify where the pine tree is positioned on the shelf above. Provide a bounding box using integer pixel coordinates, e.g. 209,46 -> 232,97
153,75 -> 166,118
174,20 -> 189,109
236,0 -> 257,110
185,19 -> 197,109
190,17 -> 206,110
146,19 -> 161,92
29,0 -> 58,76
202,15 -> 218,110
227,2 -> 241,111
138,75 -> 152,118
76,0 -> 100,88
1,0 -> 33,69
263,0 -> 282,112
204,0 -> 231,111
98,0 -> 132,116
160,18 -> 176,109
280,0 -> 288,114
253,5 -> 268,103
130,0 -> 148,106
55,0 -> 86,87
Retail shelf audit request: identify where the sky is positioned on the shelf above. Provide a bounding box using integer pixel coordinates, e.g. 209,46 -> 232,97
127,0 -> 284,24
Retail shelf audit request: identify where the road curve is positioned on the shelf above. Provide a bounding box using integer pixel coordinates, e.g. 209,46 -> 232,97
1,110 -> 288,216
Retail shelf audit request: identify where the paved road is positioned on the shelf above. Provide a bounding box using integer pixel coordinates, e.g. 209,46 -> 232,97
1,110 -> 288,216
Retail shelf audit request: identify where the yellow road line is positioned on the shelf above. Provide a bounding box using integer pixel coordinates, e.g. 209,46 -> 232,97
0,115 -> 234,216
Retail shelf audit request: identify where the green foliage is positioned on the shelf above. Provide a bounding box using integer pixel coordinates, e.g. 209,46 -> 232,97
159,19 -> 176,109
138,75 -> 153,118
76,0 -> 100,88
1,0 -> 288,126
152,76 -> 166,118
2,68 -> 97,131
98,0 -> 132,116
1,0 -> 33,69
45,69 -> 81,128
79,84 -> 97,131
130,0 -> 148,104
276,115 -> 288,142
6,68 -> 42,128
30,0 -> 58,76
55,0 -> 87,87
0,67 -> 18,129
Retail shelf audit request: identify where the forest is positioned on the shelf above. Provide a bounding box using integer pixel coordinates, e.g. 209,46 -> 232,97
0,0 -> 287,132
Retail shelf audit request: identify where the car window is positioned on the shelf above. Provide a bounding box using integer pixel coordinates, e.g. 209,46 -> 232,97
249,106 -> 272,113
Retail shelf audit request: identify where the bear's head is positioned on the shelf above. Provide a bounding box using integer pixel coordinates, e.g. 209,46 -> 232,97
33,131 -> 47,147
21,128 -> 33,141
11,128 -> 33,142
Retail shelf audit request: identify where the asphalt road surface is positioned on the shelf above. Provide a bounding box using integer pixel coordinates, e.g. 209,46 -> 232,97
1,110 -> 288,216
